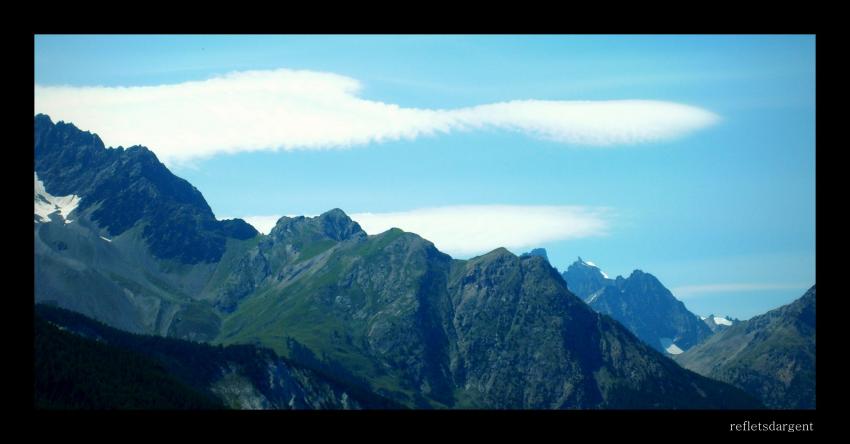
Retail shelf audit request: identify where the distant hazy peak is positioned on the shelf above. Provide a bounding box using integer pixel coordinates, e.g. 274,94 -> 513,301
520,248 -> 549,262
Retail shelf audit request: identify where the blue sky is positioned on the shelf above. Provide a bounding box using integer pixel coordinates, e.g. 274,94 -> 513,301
34,35 -> 816,319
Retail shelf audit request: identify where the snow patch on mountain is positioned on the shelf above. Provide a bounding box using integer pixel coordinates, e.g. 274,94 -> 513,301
34,172 -> 80,224
659,337 -> 684,355
581,258 -> 610,279
713,316 -> 732,326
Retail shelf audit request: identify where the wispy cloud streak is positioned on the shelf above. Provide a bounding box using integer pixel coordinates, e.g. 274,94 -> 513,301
35,68 -> 720,165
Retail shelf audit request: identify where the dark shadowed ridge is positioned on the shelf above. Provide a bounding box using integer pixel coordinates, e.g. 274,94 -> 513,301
34,114 -> 258,264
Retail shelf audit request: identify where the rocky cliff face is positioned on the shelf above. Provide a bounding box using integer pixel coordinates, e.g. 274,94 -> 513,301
676,287 -> 816,409
446,252 -> 756,408
448,250 -> 604,407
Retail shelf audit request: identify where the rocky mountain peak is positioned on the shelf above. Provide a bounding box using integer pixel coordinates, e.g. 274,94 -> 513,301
561,257 -> 611,300
478,247 -> 516,261
317,208 -> 366,241
269,208 -> 366,244
35,114 -> 105,157
619,269 -> 664,290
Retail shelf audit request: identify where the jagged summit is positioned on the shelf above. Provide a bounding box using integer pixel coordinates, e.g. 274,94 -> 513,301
317,208 -> 366,241
270,208 -> 366,243
34,113 -> 53,127
34,113 -> 258,264
562,257 -> 611,300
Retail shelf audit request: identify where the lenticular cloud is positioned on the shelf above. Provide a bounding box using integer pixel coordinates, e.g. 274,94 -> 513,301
34,68 -> 719,164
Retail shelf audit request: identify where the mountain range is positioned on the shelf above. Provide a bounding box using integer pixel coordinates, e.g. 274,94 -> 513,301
34,114 -> 770,409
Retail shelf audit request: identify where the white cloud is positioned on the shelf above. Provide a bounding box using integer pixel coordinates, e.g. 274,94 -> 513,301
450,100 -> 719,146
233,205 -> 610,258
672,283 -> 811,299
34,68 -> 720,165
